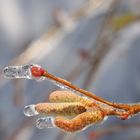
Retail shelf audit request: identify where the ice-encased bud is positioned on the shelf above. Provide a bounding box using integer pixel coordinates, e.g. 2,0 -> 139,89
24,104 -> 39,117
36,117 -> 55,129
3,64 -> 45,81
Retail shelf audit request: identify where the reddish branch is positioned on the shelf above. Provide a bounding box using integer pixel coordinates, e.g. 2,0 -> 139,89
31,65 -> 140,120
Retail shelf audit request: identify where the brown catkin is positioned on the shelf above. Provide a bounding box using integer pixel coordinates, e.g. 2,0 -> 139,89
54,109 -> 104,132
49,91 -> 81,102
49,90 -> 97,107
35,102 -> 87,116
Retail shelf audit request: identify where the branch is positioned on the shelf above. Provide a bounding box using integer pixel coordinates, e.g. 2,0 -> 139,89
3,64 -> 140,132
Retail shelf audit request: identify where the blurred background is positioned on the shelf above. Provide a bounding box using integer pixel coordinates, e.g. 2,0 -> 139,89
0,0 -> 140,140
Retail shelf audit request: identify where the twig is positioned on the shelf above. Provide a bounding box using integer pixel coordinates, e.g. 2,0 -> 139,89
31,65 -> 140,118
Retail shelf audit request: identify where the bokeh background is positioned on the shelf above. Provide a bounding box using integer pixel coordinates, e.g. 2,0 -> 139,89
0,0 -> 140,140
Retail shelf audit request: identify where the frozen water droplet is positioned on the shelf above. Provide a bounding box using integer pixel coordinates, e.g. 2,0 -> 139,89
3,64 -> 32,79
103,116 -> 108,121
36,117 -> 55,129
24,104 -> 39,117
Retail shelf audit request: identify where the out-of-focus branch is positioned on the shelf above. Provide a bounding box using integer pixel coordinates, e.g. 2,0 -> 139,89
10,0 -> 104,65
65,0 -> 121,85
82,0 -> 121,90
13,79 -> 26,106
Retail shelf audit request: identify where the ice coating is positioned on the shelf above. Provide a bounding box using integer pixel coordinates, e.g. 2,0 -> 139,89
3,64 -> 45,81
48,79 -> 68,90
50,80 -> 76,92
3,64 -> 32,79
24,104 -> 39,117
55,82 -> 67,89
36,117 -> 55,129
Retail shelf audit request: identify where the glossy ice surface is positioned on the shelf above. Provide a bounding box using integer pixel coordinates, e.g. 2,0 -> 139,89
24,105 -> 39,117
36,117 -> 55,129
3,64 -> 32,79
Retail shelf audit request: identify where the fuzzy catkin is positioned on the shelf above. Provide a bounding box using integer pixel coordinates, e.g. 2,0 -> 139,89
54,109 -> 104,132
49,90 -> 96,107
35,102 -> 87,116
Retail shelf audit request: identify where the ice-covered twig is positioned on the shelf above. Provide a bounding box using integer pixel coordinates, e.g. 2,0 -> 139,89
3,64 -> 140,120
0,0 -> 104,90
4,64 -> 33,79
3,64 -> 45,81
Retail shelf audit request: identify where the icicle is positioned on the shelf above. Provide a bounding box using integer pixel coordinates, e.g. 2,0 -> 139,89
3,64 -> 32,79
36,117 -> 55,129
3,64 -> 45,81
3,64 -> 82,95
3,64 -> 78,92
24,104 -> 39,117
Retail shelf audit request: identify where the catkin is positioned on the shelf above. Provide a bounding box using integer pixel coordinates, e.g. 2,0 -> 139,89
49,90 -> 97,107
35,102 -> 87,116
54,109 -> 104,132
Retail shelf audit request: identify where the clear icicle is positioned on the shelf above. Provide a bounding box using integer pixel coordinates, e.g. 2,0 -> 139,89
3,64 -> 45,81
3,64 -> 32,79
24,104 -> 39,117
3,64 -> 77,91
36,117 -> 55,129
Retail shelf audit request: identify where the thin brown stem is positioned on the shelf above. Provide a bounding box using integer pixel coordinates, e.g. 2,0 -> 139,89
42,70 -> 140,119
42,71 -> 132,111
